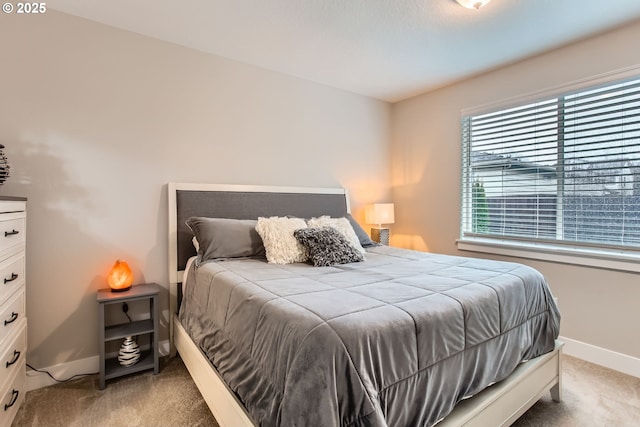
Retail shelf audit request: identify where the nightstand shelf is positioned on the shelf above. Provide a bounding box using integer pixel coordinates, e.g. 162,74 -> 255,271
97,283 -> 160,389
104,350 -> 155,380
105,319 -> 154,342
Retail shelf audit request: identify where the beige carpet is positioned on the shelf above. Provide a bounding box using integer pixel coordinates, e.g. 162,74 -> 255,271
13,357 -> 218,427
13,354 -> 640,426
513,355 -> 640,426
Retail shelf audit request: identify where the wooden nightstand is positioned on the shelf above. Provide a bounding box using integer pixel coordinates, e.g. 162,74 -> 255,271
96,283 -> 160,389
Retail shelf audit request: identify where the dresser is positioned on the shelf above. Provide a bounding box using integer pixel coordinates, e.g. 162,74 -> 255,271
0,198 -> 26,427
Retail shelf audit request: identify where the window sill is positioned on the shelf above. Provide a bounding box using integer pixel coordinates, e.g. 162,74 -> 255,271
456,237 -> 640,274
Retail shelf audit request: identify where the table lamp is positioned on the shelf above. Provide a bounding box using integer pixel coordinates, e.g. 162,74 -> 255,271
365,203 -> 395,245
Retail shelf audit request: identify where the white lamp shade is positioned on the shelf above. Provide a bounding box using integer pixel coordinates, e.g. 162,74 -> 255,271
455,0 -> 491,9
365,203 -> 395,225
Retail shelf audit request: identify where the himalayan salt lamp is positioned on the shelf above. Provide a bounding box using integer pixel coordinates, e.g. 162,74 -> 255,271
108,259 -> 133,292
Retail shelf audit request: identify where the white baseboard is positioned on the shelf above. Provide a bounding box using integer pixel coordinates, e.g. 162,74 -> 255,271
26,355 -> 99,391
26,339 -> 171,391
559,335 -> 640,378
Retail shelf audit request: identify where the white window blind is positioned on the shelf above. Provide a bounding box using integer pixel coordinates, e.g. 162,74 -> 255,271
461,77 -> 640,251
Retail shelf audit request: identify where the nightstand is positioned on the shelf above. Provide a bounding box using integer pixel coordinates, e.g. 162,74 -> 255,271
97,283 -> 160,389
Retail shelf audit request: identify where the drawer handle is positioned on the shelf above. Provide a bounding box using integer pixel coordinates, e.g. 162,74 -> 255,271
5,350 -> 20,368
4,230 -> 19,237
3,389 -> 18,411
3,273 -> 18,284
3,312 -> 18,326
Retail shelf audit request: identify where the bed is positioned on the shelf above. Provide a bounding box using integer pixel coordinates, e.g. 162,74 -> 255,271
168,183 -> 563,427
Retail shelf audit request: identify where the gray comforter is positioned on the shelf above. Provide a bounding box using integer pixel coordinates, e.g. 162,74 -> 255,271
179,246 -> 560,427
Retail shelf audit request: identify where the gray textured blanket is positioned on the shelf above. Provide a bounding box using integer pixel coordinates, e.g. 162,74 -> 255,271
179,246 -> 560,426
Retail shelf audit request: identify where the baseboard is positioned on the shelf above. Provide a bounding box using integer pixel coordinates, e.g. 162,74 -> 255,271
559,335 -> 640,378
26,339 -> 171,391
26,354 -> 100,391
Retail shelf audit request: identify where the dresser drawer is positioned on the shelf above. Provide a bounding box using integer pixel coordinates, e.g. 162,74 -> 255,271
0,360 -> 24,427
0,323 -> 25,391
0,214 -> 25,257
0,292 -> 24,346
0,254 -> 24,307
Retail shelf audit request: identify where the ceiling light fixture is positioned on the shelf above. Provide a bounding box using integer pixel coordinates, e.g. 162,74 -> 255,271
455,0 -> 491,9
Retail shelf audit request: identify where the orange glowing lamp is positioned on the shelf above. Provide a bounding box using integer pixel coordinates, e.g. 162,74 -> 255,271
108,259 -> 133,292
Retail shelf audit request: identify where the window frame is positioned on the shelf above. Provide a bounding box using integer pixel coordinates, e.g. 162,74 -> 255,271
457,65 -> 640,273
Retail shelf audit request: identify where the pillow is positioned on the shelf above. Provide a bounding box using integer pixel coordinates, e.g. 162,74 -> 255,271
185,217 -> 266,262
294,227 -> 364,267
255,216 -> 308,264
307,216 -> 366,254
346,213 -> 378,247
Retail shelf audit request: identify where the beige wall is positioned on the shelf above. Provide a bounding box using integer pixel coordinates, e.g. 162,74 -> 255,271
0,11 -> 391,368
391,20 -> 640,359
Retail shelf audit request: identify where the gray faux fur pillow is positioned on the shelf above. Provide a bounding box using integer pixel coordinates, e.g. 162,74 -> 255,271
294,227 -> 364,267
307,216 -> 366,255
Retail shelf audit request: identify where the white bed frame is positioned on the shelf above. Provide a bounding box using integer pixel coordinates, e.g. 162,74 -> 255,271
168,182 -> 563,427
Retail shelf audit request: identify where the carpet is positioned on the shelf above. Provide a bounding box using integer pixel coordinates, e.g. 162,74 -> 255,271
13,357 -> 217,427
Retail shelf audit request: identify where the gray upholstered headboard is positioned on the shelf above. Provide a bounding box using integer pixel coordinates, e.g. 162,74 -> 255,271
168,183 -> 350,283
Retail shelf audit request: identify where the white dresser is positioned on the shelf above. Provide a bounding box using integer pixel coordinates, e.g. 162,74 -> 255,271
0,198 -> 26,427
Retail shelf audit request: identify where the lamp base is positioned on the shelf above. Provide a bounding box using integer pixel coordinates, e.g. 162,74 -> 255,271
371,227 -> 390,245
110,286 -> 132,293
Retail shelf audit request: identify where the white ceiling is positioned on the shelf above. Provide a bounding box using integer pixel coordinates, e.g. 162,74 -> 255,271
48,0 -> 640,102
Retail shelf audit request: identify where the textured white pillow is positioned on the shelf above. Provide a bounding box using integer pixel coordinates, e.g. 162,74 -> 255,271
255,217 -> 308,264
307,216 -> 366,255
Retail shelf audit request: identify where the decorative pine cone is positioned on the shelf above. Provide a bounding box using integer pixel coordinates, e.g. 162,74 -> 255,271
0,144 -> 9,185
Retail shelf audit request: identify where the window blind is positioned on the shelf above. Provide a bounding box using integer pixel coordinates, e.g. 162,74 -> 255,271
461,77 -> 640,250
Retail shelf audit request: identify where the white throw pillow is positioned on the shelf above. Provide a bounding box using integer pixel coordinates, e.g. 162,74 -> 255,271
255,217 -> 308,264
307,216 -> 366,255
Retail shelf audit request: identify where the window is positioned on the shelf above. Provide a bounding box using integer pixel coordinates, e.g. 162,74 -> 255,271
461,76 -> 640,255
